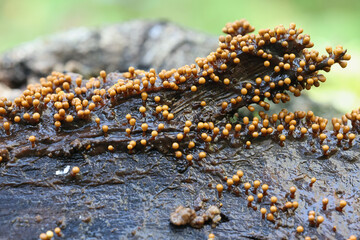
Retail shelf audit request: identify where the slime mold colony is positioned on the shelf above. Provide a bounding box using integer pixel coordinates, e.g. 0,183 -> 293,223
0,19 -> 359,240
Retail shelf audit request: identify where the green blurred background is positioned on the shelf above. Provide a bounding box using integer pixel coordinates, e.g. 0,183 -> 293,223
0,0 -> 359,112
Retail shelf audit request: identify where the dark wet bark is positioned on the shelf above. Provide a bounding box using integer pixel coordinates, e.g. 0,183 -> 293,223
1,136 -> 359,239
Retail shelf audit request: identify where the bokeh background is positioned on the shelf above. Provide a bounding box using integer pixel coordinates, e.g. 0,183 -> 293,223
0,0 -> 359,113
